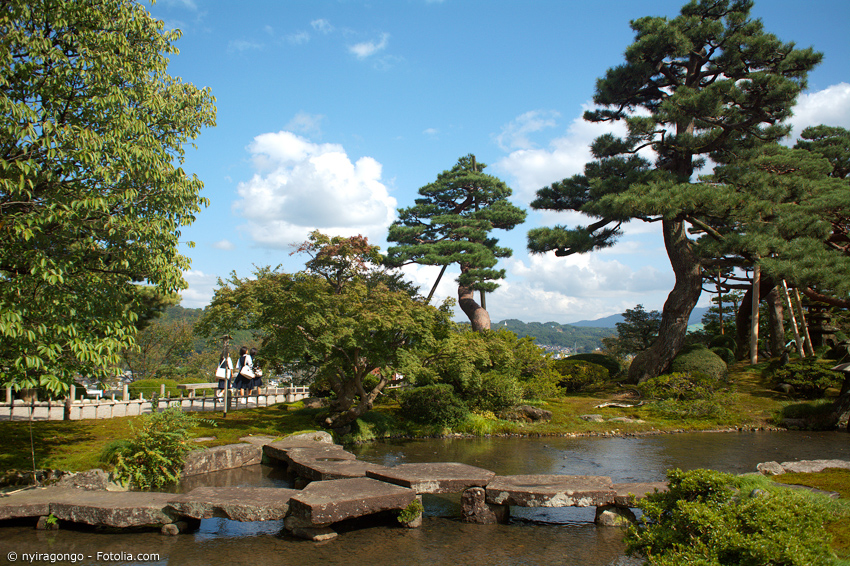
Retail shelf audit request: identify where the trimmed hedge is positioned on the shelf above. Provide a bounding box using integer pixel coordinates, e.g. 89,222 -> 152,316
128,379 -> 181,399
564,353 -> 622,377
671,344 -> 728,381
553,359 -> 610,392
399,384 -> 469,427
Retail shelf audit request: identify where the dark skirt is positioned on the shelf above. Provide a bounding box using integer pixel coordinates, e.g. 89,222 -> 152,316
232,374 -> 251,390
249,376 -> 263,389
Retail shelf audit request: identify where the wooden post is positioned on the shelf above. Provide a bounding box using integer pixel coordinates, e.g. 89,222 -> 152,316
781,280 -> 805,358
160,383 -> 166,398
123,383 -> 129,402
750,264 -> 760,365
794,289 -> 815,356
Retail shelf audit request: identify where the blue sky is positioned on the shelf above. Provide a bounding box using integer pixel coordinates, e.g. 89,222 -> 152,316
146,0 -> 850,323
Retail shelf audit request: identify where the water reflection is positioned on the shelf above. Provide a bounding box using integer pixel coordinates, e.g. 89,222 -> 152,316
1,431 -> 846,566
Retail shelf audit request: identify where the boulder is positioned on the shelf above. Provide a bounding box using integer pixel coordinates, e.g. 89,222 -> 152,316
461,487 -> 509,524
182,443 -> 262,477
501,405 -> 553,422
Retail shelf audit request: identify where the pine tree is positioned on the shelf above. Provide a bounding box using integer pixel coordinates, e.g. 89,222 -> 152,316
387,154 -> 526,331
527,0 -> 821,382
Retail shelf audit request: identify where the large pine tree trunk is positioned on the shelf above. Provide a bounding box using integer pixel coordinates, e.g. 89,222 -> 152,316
628,220 -> 702,383
735,276 -> 779,359
458,283 -> 491,331
765,285 -> 786,358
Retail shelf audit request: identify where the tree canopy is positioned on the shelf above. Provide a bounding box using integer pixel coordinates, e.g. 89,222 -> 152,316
196,232 -> 454,430
0,0 -> 216,393
527,0 -> 821,382
386,154 -> 526,331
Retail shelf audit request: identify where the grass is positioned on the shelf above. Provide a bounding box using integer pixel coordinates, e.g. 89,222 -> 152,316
770,469 -> 850,561
0,362 -> 835,474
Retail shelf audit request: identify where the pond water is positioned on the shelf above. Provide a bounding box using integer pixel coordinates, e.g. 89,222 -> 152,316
1,431 -> 847,566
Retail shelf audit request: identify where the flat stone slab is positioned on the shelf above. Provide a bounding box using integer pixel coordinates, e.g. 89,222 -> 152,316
238,435 -> 279,447
288,477 -> 416,526
264,438 -> 344,464
611,482 -> 668,506
486,475 -> 615,507
182,443 -> 262,477
285,446 -> 380,481
367,462 -> 496,494
167,486 -> 299,521
48,489 -> 176,528
0,487 -> 60,520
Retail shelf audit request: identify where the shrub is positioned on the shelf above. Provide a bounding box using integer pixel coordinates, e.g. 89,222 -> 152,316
462,370 -> 524,413
771,359 -> 843,399
564,353 -> 622,377
671,344 -> 728,381
399,384 -> 469,427
113,407 -> 203,490
638,372 -> 728,420
553,359 -> 610,392
711,346 -> 736,365
709,334 -> 737,354
128,379 -> 181,399
99,439 -> 133,466
626,468 -> 835,566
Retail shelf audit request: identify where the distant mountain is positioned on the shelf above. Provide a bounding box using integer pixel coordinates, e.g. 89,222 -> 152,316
566,307 -> 710,328
495,319 -> 616,353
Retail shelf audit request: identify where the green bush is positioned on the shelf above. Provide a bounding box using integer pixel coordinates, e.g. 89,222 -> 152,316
564,353 -> 622,377
638,372 -> 728,420
771,359 -> 843,399
709,334 -> 737,354
553,359 -> 610,392
399,384 -> 469,427
113,407 -> 203,490
626,468 -> 836,566
128,379 -> 181,399
711,346 -> 736,365
671,344 -> 728,381
462,370 -> 524,413
99,439 -> 133,466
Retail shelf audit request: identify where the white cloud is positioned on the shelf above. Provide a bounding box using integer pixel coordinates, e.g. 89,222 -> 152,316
495,110 -> 561,151
179,270 -> 218,309
494,106 -> 628,204
233,131 -> 397,248
285,111 -> 324,137
212,239 -> 236,251
312,19 -> 334,34
287,31 -> 310,45
228,40 -> 263,53
349,33 -> 389,59
789,82 -> 850,141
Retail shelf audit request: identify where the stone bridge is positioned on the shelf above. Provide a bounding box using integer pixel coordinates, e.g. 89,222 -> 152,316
0,433 -> 666,541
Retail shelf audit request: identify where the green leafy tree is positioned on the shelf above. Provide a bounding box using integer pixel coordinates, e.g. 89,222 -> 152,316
527,0 -> 821,382
122,318 -> 196,382
0,0 -> 216,394
386,154 -> 526,331
197,232 -> 453,430
602,305 -> 662,358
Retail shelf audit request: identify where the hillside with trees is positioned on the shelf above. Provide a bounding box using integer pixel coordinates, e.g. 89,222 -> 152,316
496,319 -> 615,354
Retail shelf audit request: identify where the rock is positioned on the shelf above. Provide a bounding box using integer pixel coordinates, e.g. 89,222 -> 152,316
288,526 -> 338,541
36,515 -> 59,530
775,383 -> 795,394
486,475 -> 615,507
161,523 -> 181,536
367,462 -> 496,494
609,417 -> 644,423
611,482 -> 667,506
49,490 -> 176,528
55,469 -> 114,491
167,486 -> 298,521
501,405 -> 553,422
301,397 -> 327,410
461,487 -> 508,524
579,414 -> 605,422
757,461 -> 785,476
595,504 -> 636,527
780,459 -> 850,474
182,443 -> 263,477
287,477 -> 416,527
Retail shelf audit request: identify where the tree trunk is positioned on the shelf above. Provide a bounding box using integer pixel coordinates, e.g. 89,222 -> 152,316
765,285 -> 785,358
628,220 -> 702,383
458,268 -> 491,331
735,276 -> 777,359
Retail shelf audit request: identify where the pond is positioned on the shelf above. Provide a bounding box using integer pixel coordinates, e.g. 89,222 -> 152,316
1,431 -> 846,566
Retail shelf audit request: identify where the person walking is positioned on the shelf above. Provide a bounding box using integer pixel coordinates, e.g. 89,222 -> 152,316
247,347 -> 263,396
232,346 -> 251,400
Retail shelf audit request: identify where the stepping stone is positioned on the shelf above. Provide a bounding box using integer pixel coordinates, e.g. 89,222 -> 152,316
264,439 -> 346,464
285,446 -> 388,481
287,477 -> 416,527
486,475 -> 616,507
367,462 -> 496,494
611,482 -> 667,506
0,487 -> 63,520
182,443 -> 263,477
48,490 -> 176,528
167,486 -> 299,521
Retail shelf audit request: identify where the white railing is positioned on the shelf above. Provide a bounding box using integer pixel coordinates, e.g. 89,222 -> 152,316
0,385 -> 311,422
